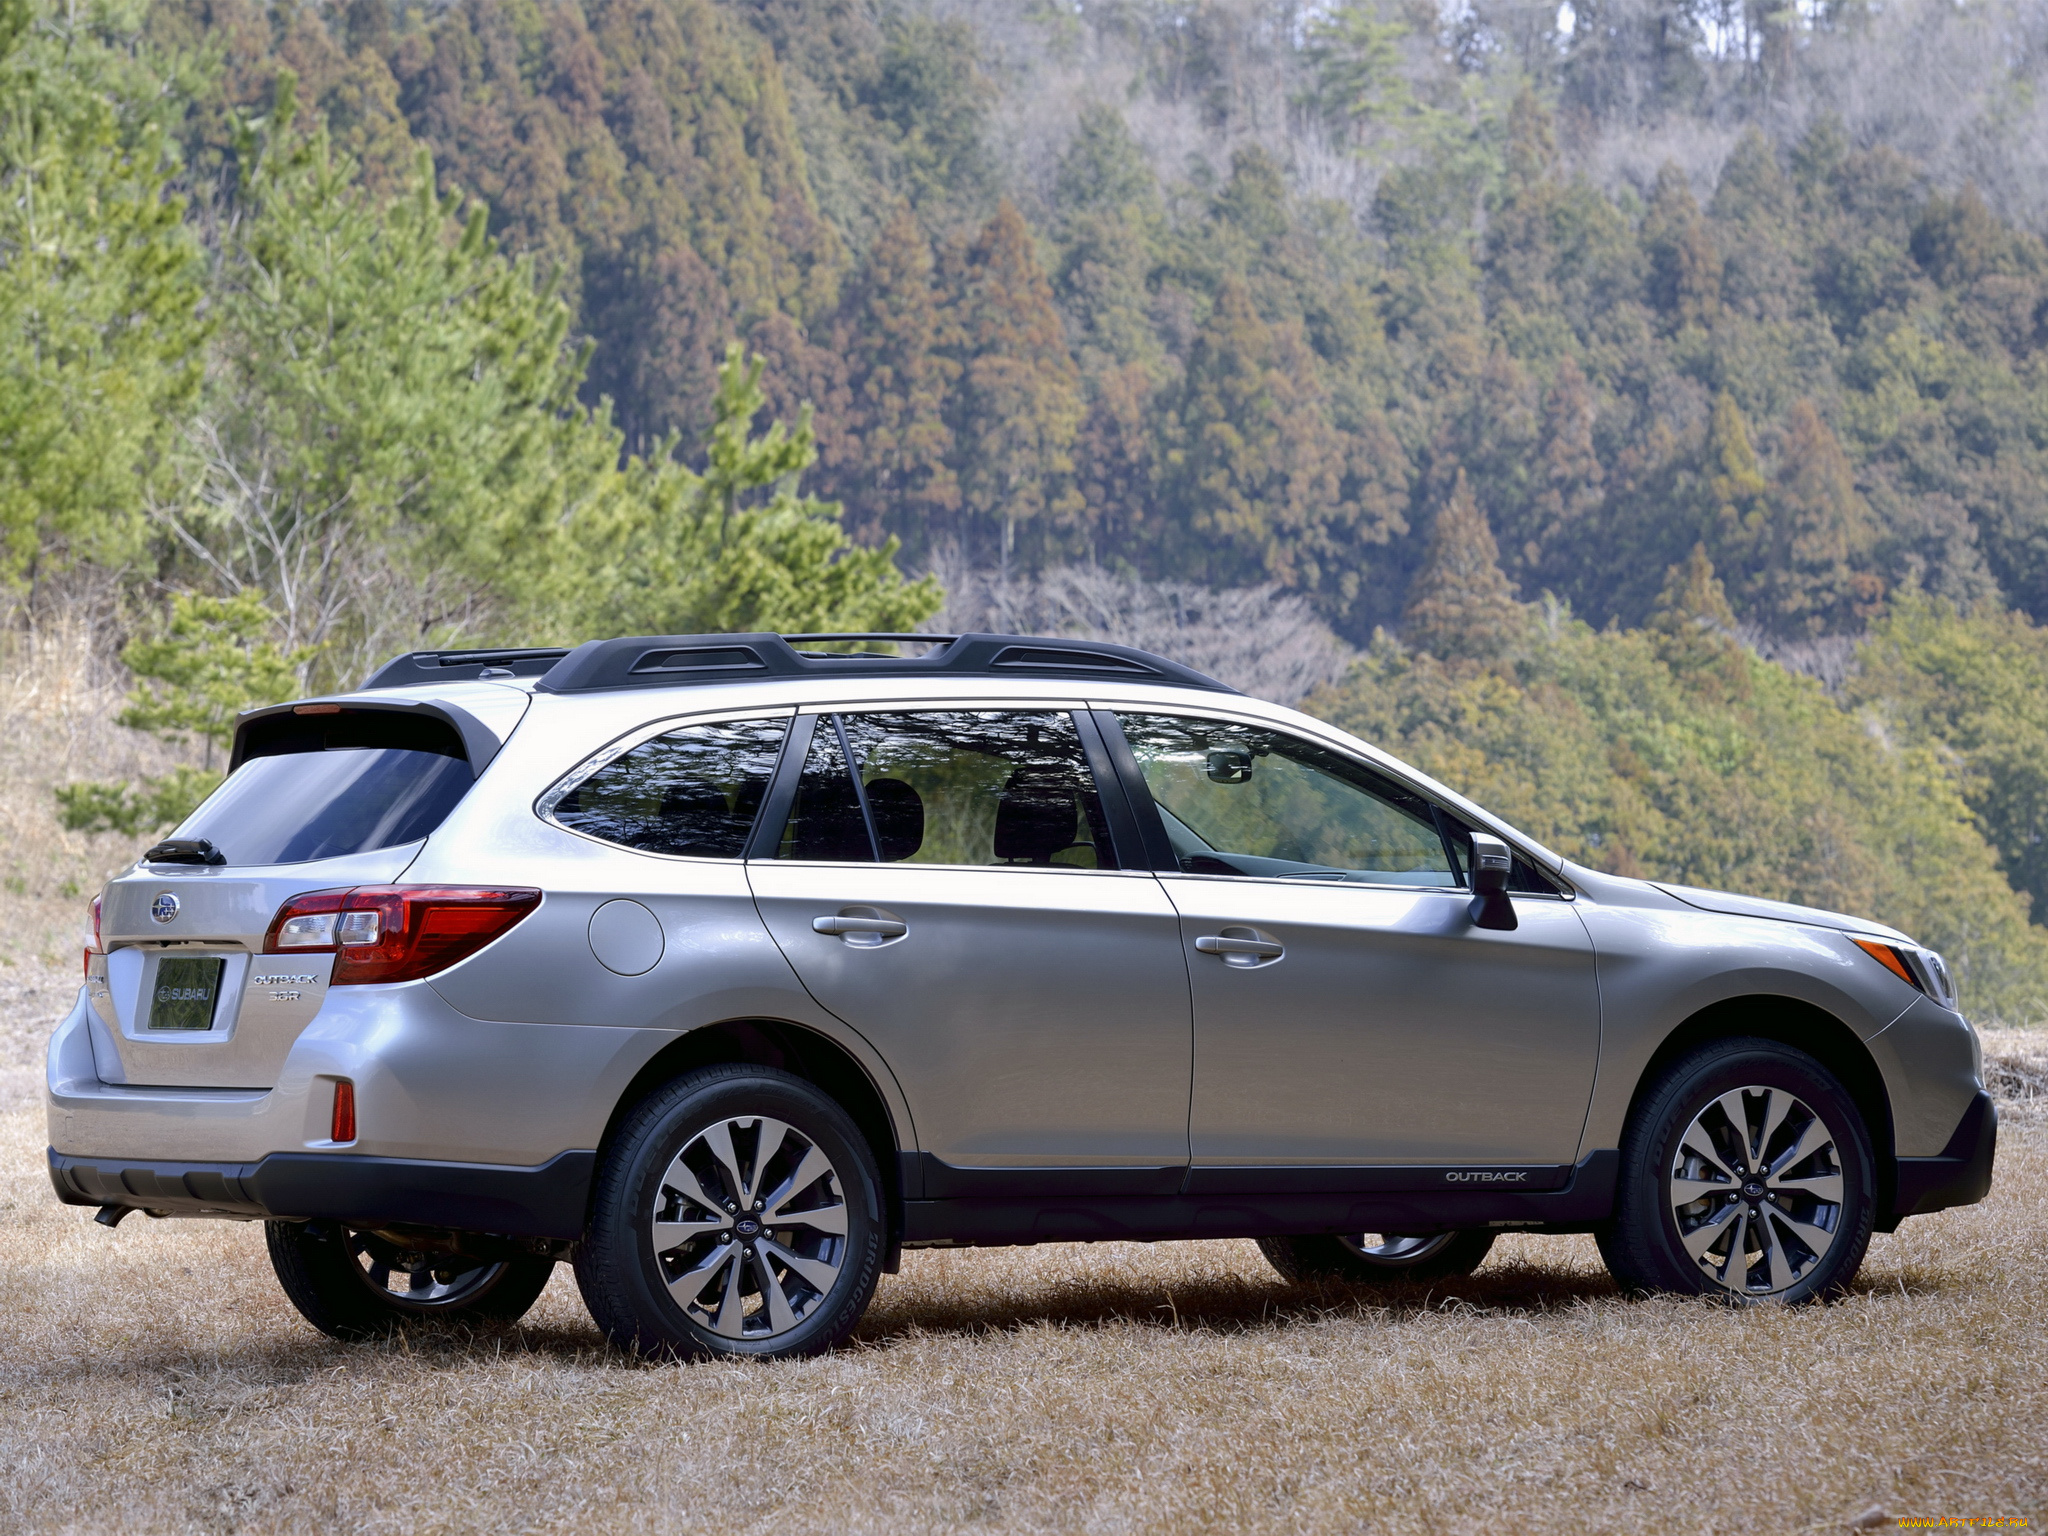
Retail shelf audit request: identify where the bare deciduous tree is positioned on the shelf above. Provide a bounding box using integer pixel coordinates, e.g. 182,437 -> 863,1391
927,555 -> 1354,704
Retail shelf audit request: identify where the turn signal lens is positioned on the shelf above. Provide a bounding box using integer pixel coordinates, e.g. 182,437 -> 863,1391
1852,937 -> 1923,991
265,887 -> 541,984
331,1079 -> 356,1143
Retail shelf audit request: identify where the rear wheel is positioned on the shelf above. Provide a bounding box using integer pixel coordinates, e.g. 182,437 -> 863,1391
1597,1037 -> 1875,1303
1258,1228 -> 1497,1285
573,1065 -> 885,1361
266,1222 -> 555,1341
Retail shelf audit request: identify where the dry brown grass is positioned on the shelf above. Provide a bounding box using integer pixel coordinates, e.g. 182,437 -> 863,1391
5,636 -> 2046,1534
0,992 -> 2040,1535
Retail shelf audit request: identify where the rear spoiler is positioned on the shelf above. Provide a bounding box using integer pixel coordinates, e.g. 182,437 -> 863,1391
229,698 -> 511,778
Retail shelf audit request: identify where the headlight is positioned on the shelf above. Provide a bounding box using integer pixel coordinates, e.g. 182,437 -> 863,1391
1851,937 -> 1959,1010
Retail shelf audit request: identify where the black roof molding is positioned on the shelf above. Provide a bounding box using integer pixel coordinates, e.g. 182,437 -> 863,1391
529,632 -> 1237,695
359,647 -> 571,691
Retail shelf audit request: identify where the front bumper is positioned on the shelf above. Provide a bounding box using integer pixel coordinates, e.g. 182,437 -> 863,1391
48,1147 -> 596,1240
1891,1090 -> 1997,1221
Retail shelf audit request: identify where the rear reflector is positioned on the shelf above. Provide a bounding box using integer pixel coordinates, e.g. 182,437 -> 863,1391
331,1080 -> 356,1143
265,886 -> 541,984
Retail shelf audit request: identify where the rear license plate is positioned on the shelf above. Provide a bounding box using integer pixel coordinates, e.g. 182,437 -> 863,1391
149,956 -> 226,1031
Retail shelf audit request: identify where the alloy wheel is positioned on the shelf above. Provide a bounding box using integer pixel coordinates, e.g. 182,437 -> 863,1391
346,1231 -> 506,1309
651,1115 -> 849,1340
1335,1233 -> 1459,1267
1667,1085 -> 1845,1297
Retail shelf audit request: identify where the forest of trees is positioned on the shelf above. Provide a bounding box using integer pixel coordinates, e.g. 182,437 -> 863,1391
10,0 -> 2048,1016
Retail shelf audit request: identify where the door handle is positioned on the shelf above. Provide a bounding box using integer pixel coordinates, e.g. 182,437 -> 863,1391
1195,935 -> 1283,960
813,916 -> 908,938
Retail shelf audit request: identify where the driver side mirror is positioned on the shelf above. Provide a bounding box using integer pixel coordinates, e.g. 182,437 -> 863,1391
1467,833 -> 1518,931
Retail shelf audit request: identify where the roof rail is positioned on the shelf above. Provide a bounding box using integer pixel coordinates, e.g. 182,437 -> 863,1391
527,632 -> 1236,695
358,647 -> 571,690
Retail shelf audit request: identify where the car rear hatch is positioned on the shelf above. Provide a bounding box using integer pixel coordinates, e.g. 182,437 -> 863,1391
85,694 -> 523,1088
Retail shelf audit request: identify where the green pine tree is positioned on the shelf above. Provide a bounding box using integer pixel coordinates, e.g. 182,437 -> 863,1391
1402,471 -> 1525,662
0,0 -> 206,589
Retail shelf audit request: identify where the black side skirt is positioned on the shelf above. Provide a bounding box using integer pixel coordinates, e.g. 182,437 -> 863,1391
900,1150 -> 1622,1246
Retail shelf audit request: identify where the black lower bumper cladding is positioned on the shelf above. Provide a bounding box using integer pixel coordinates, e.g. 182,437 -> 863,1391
1891,1090 -> 1998,1219
48,1148 -> 596,1241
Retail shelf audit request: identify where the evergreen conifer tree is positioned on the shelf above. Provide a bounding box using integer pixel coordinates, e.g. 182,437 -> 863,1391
1073,362 -> 1155,566
1757,399 -> 1883,635
943,198 -> 1083,570
1703,392 -> 1772,609
1165,280 -> 1358,605
1402,471 -> 1524,661
827,203 -> 958,553
1649,543 -> 1747,691
1641,163 -> 1721,330
1052,105 -> 1164,377
1522,357 -> 1604,587
1710,129 -> 1801,321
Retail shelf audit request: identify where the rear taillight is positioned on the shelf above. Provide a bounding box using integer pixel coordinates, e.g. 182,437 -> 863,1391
265,886 -> 541,985
83,894 -> 103,977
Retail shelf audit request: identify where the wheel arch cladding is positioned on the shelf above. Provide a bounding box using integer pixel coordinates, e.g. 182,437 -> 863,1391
1630,996 -> 1896,1215
594,1019 -> 904,1257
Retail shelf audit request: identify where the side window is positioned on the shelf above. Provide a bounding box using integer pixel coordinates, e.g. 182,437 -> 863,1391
775,711 -> 1117,869
1116,713 -> 1457,887
549,718 -> 788,858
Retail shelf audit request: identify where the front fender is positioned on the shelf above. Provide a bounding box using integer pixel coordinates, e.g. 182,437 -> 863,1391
1576,896 -> 1915,1156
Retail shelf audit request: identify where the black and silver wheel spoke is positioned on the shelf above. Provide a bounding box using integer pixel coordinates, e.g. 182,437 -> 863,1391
651,1114 -> 848,1341
1667,1084 -> 1842,1298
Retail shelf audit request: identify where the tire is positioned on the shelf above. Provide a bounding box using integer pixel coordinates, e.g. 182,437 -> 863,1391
1258,1228 -> 1497,1285
265,1221 -> 555,1342
573,1065 -> 885,1361
1597,1036 -> 1875,1303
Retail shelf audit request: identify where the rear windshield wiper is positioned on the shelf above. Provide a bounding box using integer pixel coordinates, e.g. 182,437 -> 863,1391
142,837 -> 227,866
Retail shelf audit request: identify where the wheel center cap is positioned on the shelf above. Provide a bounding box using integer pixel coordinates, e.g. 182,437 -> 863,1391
1742,1181 -> 1765,1200
733,1217 -> 761,1237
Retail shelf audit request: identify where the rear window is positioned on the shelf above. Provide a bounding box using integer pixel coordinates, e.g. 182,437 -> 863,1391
180,710 -> 475,865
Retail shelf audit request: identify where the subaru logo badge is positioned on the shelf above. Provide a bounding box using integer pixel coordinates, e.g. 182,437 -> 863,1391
150,892 -> 180,924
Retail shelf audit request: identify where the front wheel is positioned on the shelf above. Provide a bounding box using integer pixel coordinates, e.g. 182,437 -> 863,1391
266,1222 -> 555,1341
1597,1037 -> 1875,1303
573,1065 -> 885,1361
1258,1229 -> 1497,1285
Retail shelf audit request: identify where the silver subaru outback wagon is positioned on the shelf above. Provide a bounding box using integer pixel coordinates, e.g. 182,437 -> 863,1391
48,632 -> 1996,1358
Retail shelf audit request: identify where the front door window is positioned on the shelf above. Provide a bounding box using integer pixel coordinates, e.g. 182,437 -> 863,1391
1116,713 -> 1455,887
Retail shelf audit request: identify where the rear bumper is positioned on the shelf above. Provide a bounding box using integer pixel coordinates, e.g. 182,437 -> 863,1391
48,1148 -> 595,1241
1891,1090 -> 1997,1221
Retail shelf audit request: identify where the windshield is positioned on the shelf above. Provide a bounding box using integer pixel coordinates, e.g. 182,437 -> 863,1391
172,748 -> 473,865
